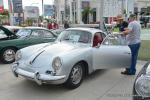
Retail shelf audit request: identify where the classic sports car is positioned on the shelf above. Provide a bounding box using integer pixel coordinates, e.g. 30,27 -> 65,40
0,26 -> 57,64
12,28 -> 131,89
133,62 -> 150,100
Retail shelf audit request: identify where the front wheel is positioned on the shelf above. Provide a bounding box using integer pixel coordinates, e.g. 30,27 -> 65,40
0,48 -> 17,64
64,63 -> 84,89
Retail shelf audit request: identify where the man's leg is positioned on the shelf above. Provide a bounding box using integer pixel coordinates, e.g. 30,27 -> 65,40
128,43 -> 140,74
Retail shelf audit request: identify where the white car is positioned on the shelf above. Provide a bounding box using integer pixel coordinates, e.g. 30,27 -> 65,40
12,28 -> 131,89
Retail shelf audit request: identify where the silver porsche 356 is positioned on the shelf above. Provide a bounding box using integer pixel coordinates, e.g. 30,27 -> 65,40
12,28 -> 131,89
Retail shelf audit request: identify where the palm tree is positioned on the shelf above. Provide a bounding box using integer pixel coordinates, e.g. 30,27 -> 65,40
82,7 -> 94,24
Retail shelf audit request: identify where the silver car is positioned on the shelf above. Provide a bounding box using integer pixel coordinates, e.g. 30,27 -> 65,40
12,28 -> 131,89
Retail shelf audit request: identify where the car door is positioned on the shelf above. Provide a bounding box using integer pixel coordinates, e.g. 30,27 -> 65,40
39,29 -> 56,43
93,33 -> 131,69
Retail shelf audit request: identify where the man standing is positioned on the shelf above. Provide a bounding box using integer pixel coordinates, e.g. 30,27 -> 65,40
116,14 -> 128,32
64,21 -> 70,29
121,14 -> 141,75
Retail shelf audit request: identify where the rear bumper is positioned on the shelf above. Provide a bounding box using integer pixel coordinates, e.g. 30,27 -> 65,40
12,64 -> 66,85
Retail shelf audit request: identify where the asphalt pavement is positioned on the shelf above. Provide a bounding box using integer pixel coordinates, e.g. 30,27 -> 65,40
0,61 -> 147,100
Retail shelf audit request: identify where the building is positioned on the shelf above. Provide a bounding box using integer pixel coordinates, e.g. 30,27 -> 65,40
54,0 -> 65,24
134,0 -> 150,13
54,0 -> 135,24
23,6 -> 39,26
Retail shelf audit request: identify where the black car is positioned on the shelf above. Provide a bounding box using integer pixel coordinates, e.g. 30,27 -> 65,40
133,62 -> 150,100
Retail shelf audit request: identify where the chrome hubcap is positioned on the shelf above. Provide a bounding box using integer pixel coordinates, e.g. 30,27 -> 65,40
3,49 -> 15,62
71,65 -> 83,85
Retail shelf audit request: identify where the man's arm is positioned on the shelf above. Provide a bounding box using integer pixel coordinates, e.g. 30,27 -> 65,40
122,23 -> 133,35
122,28 -> 132,35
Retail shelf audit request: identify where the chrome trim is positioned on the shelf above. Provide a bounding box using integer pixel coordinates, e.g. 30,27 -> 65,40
12,65 -> 66,85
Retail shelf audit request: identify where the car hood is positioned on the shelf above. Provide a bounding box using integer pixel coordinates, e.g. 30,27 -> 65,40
19,42 -> 90,73
20,42 -> 88,63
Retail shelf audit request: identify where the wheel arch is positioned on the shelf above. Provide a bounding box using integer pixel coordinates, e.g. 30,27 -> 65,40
0,46 -> 19,56
74,60 -> 89,76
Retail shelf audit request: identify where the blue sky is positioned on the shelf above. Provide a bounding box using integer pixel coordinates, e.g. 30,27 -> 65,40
4,0 -> 54,14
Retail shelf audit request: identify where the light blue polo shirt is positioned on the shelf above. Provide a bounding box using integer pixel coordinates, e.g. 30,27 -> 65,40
126,21 -> 141,45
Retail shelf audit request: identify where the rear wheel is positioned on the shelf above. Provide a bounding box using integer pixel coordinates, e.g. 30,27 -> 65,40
64,63 -> 84,89
0,48 -> 17,64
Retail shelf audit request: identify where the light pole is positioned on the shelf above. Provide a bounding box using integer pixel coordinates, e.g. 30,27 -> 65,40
100,0 -> 104,31
73,0 -> 76,24
42,0 -> 44,16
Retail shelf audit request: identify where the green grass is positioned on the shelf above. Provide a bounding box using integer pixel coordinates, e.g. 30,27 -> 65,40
138,40 -> 150,61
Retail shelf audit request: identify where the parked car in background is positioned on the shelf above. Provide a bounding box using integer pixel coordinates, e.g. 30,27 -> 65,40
0,26 -> 18,41
12,28 -> 131,89
133,62 -> 150,100
0,26 -> 57,64
3,25 -> 22,34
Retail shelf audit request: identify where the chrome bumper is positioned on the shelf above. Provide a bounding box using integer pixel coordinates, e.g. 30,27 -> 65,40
12,64 -> 66,85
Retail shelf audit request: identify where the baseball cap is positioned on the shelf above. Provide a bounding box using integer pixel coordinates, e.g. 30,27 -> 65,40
117,14 -> 124,20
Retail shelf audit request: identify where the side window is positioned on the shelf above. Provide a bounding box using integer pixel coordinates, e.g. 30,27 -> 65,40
0,29 -> 7,39
31,30 -> 40,37
103,34 -> 127,46
42,30 -> 54,38
31,30 -> 43,37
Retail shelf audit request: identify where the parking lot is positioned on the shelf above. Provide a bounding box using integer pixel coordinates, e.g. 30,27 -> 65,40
0,61 -> 147,100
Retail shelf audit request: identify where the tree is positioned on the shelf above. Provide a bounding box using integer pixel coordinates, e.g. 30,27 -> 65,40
82,7 -> 94,24
38,16 -> 43,23
0,9 -> 9,25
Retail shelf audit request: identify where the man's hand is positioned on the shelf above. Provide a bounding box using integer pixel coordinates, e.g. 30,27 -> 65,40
122,28 -> 132,35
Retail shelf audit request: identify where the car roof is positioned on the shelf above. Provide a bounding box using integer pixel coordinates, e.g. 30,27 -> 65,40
3,25 -> 22,29
66,28 -> 103,35
24,26 -> 48,30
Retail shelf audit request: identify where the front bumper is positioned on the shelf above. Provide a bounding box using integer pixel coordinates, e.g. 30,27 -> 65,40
12,64 -> 66,85
133,62 -> 150,100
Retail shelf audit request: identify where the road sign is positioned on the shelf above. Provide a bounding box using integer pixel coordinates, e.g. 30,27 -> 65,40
44,5 -> 54,16
12,0 -> 23,13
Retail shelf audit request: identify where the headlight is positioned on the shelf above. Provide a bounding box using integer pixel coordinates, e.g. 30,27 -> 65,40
52,57 -> 62,71
15,50 -> 22,61
135,75 -> 150,97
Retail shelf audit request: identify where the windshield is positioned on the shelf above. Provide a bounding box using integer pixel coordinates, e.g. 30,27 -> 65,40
16,29 -> 31,38
57,30 -> 92,43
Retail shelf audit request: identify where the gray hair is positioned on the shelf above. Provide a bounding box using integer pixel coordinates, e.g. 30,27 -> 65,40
129,14 -> 136,19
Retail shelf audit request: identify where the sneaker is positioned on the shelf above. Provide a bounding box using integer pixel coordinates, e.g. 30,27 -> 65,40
121,70 -> 135,75
121,70 -> 129,75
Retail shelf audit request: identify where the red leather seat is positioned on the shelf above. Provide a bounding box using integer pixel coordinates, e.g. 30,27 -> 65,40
93,35 -> 103,47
